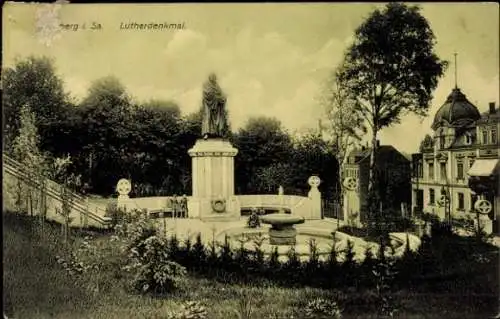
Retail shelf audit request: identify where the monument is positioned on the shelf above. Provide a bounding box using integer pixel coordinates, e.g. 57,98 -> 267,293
188,73 -> 240,221
116,178 -> 132,210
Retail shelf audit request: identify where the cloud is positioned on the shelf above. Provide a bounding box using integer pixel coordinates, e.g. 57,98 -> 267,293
164,29 -> 208,59
4,4 -> 496,156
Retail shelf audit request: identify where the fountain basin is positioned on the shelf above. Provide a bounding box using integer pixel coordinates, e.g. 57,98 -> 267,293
259,213 -> 305,245
259,214 -> 305,226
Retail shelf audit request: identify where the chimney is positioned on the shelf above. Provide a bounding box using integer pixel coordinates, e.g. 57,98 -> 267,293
489,102 -> 496,114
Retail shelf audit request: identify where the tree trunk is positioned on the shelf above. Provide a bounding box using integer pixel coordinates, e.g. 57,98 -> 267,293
368,129 -> 378,195
368,127 -> 379,235
28,189 -> 33,216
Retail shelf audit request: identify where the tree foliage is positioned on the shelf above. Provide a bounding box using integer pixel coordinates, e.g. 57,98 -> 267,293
338,2 -> 447,207
319,70 -> 366,203
3,56 -> 69,153
5,56 -> 341,201
233,116 -> 293,194
290,132 -> 338,198
12,104 -> 48,216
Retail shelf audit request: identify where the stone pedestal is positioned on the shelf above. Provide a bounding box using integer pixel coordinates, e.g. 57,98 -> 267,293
260,214 -> 305,246
117,194 -> 131,211
269,226 -> 297,245
188,138 -> 240,221
306,175 -> 322,219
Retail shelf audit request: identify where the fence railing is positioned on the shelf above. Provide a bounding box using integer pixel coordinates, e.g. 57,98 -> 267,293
3,155 -> 110,227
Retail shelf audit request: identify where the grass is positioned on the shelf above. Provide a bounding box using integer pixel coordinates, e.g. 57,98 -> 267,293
3,211 -> 499,319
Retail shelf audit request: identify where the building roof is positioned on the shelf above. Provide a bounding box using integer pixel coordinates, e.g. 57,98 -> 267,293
477,108 -> 500,124
349,145 -> 410,165
431,87 -> 481,130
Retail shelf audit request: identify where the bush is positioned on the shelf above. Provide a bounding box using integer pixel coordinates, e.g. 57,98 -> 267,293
303,298 -> 342,319
190,233 -> 207,271
373,253 -> 399,317
114,209 -> 186,294
124,235 -> 187,294
284,246 -> 302,284
105,202 -> 126,228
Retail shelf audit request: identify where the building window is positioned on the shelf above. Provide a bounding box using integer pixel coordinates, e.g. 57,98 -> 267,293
439,135 -> 445,149
457,193 -> 464,210
482,129 -> 488,144
465,133 -> 472,145
457,162 -> 464,180
428,163 -> 434,180
418,161 -> 423,178
429,189 -> 435,205
492,129 -> 497,145
440,162 -> 447,181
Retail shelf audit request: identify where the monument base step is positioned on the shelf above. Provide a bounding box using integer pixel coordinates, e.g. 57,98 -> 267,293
201,214 -> 241,222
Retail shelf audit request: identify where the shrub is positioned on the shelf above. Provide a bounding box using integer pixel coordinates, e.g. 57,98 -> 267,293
124,235 -> 187,294
114,209 -> 156,253
284,246 -> 302,284
105,202 -> 126,227
250,233 -> 266,274
218,235 -> 234,270
267,246 -> 281,276
303,298 -> 342,319
114,209 -> 186,294
360,246 -> 376,287
167,234 -> 181,262
191,233 -> 207,270
373,254 -> 399,317
305,239 -> 320,283
342,240 -> 356,267
235,235 -> 251,274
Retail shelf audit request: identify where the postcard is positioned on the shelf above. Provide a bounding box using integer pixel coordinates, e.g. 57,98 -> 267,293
3,3 -> 499,319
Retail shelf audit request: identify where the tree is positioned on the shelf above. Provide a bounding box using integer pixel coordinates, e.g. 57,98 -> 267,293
337,3 -> 447,210
2,56 -> 68,153
419,134 -> 434,152
290,132 -> 339,199
12,104 -> 47,217
130,100 -> 185,195
252,162 -> 293,194
319,70 -> 366,205
78,76 -> 133,195
233,116 -> 293,194
51,155 -> 82,243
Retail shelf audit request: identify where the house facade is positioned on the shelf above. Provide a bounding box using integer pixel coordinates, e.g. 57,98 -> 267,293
411,86 -> 499,234
342,141 -> 412,226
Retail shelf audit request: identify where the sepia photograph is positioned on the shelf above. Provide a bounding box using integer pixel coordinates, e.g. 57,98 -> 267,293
2,2 -> 499,318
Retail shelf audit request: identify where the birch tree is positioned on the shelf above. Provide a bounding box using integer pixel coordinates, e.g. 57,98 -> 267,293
319,71 -> 366,206
12,104 -> 47,217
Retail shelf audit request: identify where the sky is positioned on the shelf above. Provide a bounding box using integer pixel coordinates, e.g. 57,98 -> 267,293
3,3 -> 499,154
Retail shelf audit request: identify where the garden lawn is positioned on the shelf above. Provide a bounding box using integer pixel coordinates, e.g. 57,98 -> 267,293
3,212 -> 498,319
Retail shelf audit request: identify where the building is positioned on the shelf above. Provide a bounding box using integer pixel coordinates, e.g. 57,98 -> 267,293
411,86 -> 500,234
342,141 -> 412,226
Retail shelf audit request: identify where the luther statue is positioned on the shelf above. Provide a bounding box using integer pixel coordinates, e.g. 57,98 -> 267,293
201,73 -> 229,139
